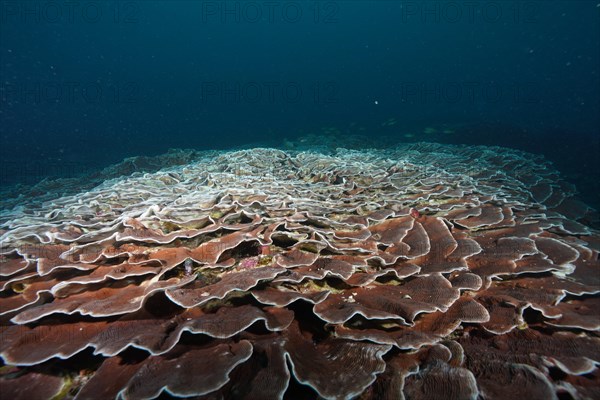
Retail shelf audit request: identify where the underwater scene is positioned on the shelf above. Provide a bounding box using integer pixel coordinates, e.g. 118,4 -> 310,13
1,1 -> 599,399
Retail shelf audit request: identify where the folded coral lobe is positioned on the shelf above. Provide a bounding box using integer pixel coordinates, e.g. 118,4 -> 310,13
0,144 -> 598,399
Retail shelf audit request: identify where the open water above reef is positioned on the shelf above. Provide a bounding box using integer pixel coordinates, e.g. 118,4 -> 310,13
1,1 -> 599,209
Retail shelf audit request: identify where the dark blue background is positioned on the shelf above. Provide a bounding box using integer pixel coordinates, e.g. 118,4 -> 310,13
1,1 -> 599,205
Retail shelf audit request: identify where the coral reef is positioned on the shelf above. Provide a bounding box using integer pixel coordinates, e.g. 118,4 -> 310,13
0,143 -> 598,399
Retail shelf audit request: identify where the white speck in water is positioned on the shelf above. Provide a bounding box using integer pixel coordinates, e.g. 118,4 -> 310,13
184,259 -> 193,276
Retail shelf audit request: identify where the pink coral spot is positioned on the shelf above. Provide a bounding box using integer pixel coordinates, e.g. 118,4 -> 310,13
239,257 -> 259,269
410,208 -> 420,219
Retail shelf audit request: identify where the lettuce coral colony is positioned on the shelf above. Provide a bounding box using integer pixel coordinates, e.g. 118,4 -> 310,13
1,143 -> 598,399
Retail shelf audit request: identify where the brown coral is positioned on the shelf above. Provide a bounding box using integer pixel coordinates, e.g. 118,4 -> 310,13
0,144 -> 598,399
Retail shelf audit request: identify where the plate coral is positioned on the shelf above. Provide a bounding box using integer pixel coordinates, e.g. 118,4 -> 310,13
1,143 -> 598,399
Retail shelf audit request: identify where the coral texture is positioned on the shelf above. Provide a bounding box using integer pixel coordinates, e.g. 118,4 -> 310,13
0,143 -> 598,399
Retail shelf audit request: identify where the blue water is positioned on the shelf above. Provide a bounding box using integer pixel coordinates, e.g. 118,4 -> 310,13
1,1 -> 599,206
